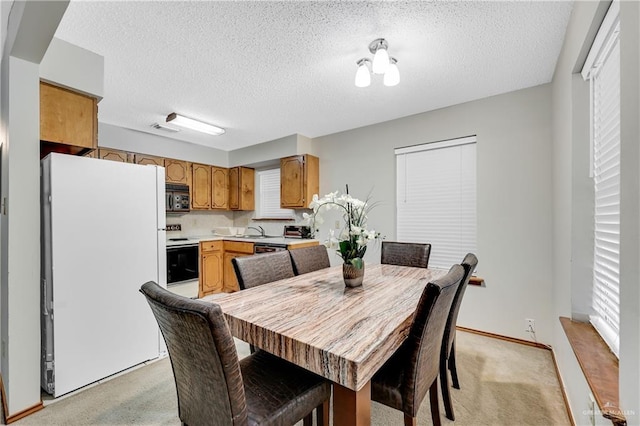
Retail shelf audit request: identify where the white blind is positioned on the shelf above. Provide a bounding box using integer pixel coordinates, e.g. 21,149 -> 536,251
395,136 -> 477,270
257,169 -> 294,219
584,5 -> 620,356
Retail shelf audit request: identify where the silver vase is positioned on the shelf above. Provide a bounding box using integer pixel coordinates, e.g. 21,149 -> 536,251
343,261 -> 365,287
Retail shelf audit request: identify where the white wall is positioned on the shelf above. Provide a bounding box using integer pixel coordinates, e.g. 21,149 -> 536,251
552,0 -> 640,423
99,122 -> 229,166
313,84 -> 554,343
40,37 -> 104,99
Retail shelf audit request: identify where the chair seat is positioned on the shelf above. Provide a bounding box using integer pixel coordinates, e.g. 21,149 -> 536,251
241,350 -> 331,426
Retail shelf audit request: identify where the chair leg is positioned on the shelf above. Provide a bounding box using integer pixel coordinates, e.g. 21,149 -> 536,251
403,413 -> 417,426
440,357 -> 455,421
303,412 -> 313,426
316,399 -> 330,426
429,378 -> 442,426
449,339 -> 460,389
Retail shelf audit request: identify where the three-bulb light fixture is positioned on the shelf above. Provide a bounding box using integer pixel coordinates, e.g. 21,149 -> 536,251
355,38 -> 400,88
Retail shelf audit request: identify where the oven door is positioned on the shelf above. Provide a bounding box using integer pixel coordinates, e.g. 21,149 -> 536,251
166,244 -> 199,284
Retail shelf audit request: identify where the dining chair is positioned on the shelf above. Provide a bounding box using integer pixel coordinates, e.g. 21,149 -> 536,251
289,245 -> 331,275
232,251 -> 295,353
232,251 -> 295,290
380,241 -> 431,268
140,281 -> 330,426
440,253 -> 478,421
371,264 -> 465,426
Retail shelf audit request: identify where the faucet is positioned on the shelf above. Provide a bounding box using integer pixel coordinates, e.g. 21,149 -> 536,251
247,226 -> 265,237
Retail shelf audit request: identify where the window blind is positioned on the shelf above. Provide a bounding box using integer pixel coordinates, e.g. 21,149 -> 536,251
395,136 -> 477,270
257,169 -> 294,219
583,2 -> 620,356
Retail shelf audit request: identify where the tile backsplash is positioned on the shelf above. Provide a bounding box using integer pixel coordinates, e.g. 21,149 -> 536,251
166,211 -> 234,238
166,210 -> 311,239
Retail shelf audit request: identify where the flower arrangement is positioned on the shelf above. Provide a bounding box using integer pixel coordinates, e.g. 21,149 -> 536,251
303,185 -> 382,269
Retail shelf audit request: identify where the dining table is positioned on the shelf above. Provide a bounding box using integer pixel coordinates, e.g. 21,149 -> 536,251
201,263 -> 448,426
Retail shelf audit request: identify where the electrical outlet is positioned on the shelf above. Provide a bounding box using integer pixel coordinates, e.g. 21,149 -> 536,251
167,224 -> 181,231
525,318 -> 535,333
335,220 -> 340,229
588,393 -> 596,426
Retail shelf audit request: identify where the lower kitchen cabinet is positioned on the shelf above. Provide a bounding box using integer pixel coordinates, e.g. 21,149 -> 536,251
199,241 -> 223,297
223,241 -> 254,292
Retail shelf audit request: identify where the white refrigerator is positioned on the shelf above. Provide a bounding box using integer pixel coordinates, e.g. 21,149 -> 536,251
41,153 -> 167,397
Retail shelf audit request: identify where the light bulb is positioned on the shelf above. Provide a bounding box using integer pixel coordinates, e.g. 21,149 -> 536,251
384,58 -> 400,87
355,59 -> 371,88
372,44 -> 389,74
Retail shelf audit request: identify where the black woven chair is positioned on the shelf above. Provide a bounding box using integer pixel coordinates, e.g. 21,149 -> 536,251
371,264 -> 465,426
289,245 -> 331,275
232,251 -> 295,353
440,253 -> 478,421
232,251 -> 295,290
140,281 -> 330,426
381,241 -> 431,268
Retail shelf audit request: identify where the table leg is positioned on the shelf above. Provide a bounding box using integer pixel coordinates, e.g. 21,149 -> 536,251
333,381 -> 371,426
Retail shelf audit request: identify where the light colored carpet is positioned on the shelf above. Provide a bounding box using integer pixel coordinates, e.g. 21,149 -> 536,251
15,331 -> 570,425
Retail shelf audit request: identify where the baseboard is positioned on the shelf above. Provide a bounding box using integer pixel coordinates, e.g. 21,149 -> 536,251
549,344 -> 577,426
457,325 -> 575,426
5,401 -> 43,424
456,326 -> 551,350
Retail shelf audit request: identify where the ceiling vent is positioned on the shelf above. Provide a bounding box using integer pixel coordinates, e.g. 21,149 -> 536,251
150,123 -> 180,133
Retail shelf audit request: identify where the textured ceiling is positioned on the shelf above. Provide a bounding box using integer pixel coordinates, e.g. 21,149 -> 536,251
54,1 -> 573,151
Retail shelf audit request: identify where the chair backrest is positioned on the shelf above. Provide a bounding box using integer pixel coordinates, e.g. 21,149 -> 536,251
232,251 -> 295,290
443,253 -> 478,357
139,281 -> 247,425
402,264 -> 465,415
289,245 -> 331,275
381,241 -> 431,268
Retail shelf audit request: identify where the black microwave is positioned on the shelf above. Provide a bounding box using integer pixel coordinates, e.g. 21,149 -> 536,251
166,184 -> 190,213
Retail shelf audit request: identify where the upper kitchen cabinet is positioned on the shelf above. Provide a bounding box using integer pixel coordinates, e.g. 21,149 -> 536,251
228,166 -> 255,211
280,154 -> 319,209
191,163 -> 212,210
165,159 -> 191,186
98,148 -> 132,163
134,154 -> 165,167
211,166 -> 229,210
40,81 -> 98,155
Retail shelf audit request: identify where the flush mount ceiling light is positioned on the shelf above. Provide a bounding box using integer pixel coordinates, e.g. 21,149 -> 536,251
354,38 -> 400,88
166,112 -> 225,136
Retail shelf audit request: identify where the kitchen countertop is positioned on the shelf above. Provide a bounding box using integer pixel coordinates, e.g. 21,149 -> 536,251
166,235 -> 318,247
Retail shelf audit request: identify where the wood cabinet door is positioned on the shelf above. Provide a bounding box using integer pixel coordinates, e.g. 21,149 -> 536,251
40,81 -> 97,149
134,154 -> 165,167
99,148 -> 132,163
223,252 -> 243,292
228,167 -> 239,209
280,155 -> 305,208
201,251 -> 223,296
211,167 -> 229,209
281,154 -> 319,209
239,167 -> 255,210
191,163 -> 212,209
165,159 -> 191,185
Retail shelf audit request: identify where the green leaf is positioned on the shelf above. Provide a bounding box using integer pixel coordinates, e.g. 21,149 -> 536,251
350,257 -> 364,269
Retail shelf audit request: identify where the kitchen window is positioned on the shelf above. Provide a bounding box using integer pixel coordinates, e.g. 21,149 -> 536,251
255,168 -> 294,219
395,136 -> 477,270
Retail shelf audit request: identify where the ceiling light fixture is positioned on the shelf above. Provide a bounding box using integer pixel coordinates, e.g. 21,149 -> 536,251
383,58 -> 400,87
370,38 -> 389,75
355,59 -> 371,87
355,38 -> 399,88
166,112 -> 225,136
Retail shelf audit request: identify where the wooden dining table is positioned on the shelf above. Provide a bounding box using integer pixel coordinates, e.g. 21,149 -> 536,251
201,263 -> 447,426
